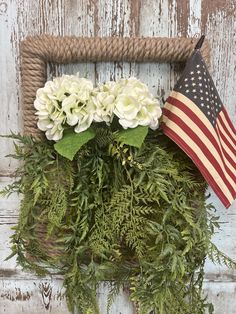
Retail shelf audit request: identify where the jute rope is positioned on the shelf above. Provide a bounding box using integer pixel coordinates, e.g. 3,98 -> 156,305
21,35 -> 210,137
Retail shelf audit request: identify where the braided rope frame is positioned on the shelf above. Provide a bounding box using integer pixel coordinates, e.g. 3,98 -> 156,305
20,35 -> 210,137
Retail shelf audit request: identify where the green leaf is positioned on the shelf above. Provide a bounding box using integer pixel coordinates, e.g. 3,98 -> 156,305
4,250 -> 17,261
115,126 -> 148,148
54,128 -> 96,160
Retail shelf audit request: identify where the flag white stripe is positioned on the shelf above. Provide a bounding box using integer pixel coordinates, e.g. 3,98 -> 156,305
165,102 -> 236,185
217,119 -> 236,152
219,110 -> 236,142
215,122 -> 236,164
162,115 -> 234,203
169,91 -> 236,166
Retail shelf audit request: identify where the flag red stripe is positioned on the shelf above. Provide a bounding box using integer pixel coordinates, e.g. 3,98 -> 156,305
217,112 -> 236,150
163,107 -> 236,197
214,137 -> 236,170
161,123 -> 232,208
218,114 -> 236,146
167,96 -> 236,181
222,107 -> 236,136
215,122 -> 236,156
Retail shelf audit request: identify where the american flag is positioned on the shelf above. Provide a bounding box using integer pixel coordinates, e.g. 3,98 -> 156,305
161,40 -> 236,208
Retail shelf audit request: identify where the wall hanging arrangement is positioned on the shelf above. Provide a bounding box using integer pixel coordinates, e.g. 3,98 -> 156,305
2,35 -> 236,314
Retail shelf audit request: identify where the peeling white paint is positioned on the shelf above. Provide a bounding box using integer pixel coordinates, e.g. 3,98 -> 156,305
187,0 -> 202,36
0,0 -> 236,313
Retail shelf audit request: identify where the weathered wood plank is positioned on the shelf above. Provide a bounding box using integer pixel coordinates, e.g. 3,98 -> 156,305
1,280 -> 133,313
201,0 -> 236,125
203,282 -> 236,314
138,0 -> 177,98
0,0 -> 22,176
1,0 -> 236,312
0,279 -> 135,314
0,278 -> 236,314
0,279 -> 67,314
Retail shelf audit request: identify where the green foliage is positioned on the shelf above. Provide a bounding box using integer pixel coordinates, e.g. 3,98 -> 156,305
2,129 -> 236,314
54,128 -> 96,160
115,125 -> 149,148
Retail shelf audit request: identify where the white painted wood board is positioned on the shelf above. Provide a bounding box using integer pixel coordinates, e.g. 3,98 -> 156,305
0,0 -> 235,313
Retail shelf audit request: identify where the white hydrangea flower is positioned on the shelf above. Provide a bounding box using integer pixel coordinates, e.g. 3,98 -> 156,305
116,77 -> 149,97
74,107 -> 94,133
63,96 -> 95,134
35,74 -> 162,141
45,122 -> 64,141
115,94 -> 141,128
34,85 -> 66,141
92,92 -> 115,124
113,77 -> 162,130
61,77 -> 94,133
61,94 -> 80,126
145,100 -> 162,130
98,81 -> 120,96
34,73 -> 94,140
91,83 -> 116,124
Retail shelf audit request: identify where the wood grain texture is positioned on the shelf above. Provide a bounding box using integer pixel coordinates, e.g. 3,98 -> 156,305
0,0 -> 236,312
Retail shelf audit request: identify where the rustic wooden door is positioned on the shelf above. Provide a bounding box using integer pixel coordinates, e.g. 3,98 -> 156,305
0,1 -> 235,313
